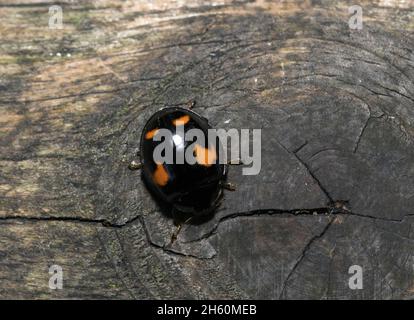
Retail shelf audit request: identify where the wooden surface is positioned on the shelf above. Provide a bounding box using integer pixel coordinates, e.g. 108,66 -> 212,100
1,0 -> 414,299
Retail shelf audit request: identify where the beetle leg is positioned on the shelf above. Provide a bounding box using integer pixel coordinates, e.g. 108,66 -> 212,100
170,224 -> 183,244
214,191 -> 225,209
128,149 -> 142,170
128,160 -> 142,170
223,182 -> 236,191
170,217 -> 192,245
187,100 -> 196,110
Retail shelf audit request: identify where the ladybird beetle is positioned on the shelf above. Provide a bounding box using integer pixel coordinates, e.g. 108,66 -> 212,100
129,102 -> 236,234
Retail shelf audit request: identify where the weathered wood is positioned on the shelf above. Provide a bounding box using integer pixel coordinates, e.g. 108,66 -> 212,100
1,0 -> 414,299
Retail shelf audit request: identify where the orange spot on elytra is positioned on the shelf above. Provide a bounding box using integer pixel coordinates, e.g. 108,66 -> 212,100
153,163 -> 169,186
194,144 -> 216,167
145,128 -> 159,139
172,115 -> 190,126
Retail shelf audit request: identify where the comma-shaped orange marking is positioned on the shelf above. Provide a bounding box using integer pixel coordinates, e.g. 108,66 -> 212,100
153,163 -> 169,186
145,128 -> 159,140
194,144 -> 217,167
172,115 -> 190,126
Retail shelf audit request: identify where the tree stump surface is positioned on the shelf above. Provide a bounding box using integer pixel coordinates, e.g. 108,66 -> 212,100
1,0 -> 414,299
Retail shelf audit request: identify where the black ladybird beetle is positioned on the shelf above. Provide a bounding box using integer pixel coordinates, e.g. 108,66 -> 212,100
129,101 -> 237,242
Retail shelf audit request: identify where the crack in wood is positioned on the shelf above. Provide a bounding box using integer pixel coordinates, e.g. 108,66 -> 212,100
183,206 -> 414,244
277,140 -> 333,202
278,218 -> 335,299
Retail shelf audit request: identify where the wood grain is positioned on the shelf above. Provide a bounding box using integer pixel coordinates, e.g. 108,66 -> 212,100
1,0 -> 414,299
